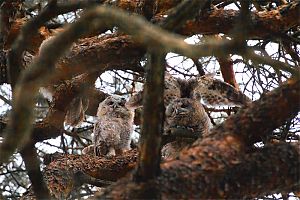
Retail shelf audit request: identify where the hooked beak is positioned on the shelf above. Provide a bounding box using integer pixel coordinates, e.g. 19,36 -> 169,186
113,103 -> 118,109
176,108 -> 189,115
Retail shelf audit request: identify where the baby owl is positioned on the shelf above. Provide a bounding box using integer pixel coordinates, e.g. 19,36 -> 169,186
162,98 -> 213,160
92,95 -> 134,157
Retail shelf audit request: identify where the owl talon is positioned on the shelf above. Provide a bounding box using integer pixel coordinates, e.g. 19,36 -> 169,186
82,145 -> 94,155
106,147 -> 116,158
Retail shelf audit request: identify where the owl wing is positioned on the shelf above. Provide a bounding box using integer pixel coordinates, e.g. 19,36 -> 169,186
164,73 -> 182,105
193,74 -> 251,107
64,97 -> 89,127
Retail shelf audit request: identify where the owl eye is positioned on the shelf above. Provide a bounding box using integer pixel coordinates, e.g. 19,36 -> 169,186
107,101 -> 114,106
181,104 -> 189,108
120,98 -> 126,105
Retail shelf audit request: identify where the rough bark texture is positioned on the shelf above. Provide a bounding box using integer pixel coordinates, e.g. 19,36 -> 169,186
98,143 -> 300,199
135,52 -> 165,181
182,1 -> 300,38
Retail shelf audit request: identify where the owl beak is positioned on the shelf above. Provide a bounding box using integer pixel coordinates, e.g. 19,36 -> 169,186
113,103 -> 118,109
177,108 -> 189,115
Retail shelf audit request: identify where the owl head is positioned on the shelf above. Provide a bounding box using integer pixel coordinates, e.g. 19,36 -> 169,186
165,98 -> 196,123
126,72 -> 181,109
97,95 -> 132,118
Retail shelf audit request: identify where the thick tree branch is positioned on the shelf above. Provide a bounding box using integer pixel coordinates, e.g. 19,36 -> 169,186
159,0 -> 208,31
4,1 -> 299,56
50,34 -> 144,84
37,142 -> 300,199
203,79 -> 300,145
43,150 -> 138,198
158,143 -> 300,199
19,144 -> 51,199
182,1 -> 300,38
134,52 -> 166,181
214,35 -> 240,89
74,6 -> 300,77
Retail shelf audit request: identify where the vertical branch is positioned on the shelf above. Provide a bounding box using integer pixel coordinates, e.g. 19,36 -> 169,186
214,35 -> 239,89
192,58 -> 206,76
0,0 -> 23,48
135,51 -> 166,182
20,144 -> 51,199
218,55 -> 239,88
133,0 -> 210,183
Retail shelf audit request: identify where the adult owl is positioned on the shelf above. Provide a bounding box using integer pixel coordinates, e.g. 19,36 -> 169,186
190,74 -> 252,107
92,95 -> 134,157
162,98 -> 212,160
125,72 -> 181,109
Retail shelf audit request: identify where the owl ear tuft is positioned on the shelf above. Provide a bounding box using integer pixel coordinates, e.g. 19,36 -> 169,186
125,90 -> 143,109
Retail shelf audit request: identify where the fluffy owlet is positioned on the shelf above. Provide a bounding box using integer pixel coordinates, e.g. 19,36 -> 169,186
162,98 -> 212,160
190,74 -> 252,107
92,95 -> 134,157
125,72 -> 181,109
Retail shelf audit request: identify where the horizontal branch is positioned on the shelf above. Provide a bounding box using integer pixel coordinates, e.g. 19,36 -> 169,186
6,0 -> 297,52
75,6 -> 300,77
50,34 -> 144,84
96,144 -> 300,199
30,142 -> 300,199
43,150 -> 138,198
158,142 -> 300,199
182,1 -> 300,38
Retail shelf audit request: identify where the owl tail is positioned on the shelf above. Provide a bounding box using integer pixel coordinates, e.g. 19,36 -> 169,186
64,97 -> 89,127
